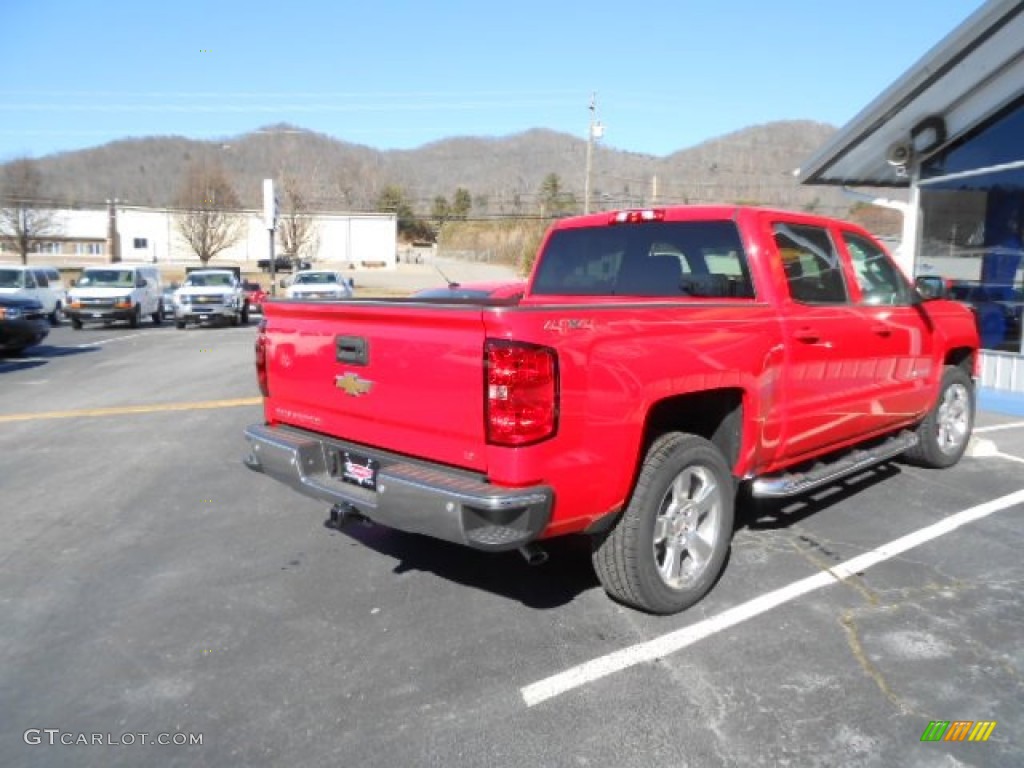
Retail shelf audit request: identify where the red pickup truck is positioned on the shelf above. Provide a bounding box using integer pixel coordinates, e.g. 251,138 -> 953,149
244,206 -> 979,614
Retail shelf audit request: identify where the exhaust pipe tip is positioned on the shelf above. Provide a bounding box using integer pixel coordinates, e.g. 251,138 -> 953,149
519,543 -> 548,566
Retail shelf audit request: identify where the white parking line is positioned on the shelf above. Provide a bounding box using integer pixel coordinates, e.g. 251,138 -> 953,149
975,421 -> 1024,434
966,439 -> 1024,464
520,488 -> 1024,708
995,452 -> 1024,465
75,332 -> 149,349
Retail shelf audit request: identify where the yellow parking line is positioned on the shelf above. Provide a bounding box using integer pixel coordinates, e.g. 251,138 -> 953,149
0,397 -> 262,424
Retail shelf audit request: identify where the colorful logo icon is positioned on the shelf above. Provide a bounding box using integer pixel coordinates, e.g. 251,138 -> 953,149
920,720 -> 997,742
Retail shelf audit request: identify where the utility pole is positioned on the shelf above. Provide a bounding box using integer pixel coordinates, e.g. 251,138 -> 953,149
106,198 -> 120,263
583,93 -> 603,215
264,179 -> 279,295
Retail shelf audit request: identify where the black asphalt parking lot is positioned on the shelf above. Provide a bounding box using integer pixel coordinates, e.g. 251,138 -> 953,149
2,324 -> 1022,767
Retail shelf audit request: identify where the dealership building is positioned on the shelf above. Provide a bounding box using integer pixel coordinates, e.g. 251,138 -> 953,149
800,0 -> 1024,394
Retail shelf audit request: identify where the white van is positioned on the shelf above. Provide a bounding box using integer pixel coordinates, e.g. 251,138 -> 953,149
66,264 -> 163,329
34,266 -> 68,311
0,264 -> 63,325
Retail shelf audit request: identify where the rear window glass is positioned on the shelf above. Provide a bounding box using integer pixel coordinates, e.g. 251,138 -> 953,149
531,220 -> 755,298
184,273 -> 233,287
294,272 -> 338,284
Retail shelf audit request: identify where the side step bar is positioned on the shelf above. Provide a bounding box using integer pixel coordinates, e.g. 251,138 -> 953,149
750,430 -> 919,499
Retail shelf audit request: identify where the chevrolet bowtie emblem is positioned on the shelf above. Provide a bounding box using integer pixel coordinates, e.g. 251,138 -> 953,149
335,372 -> 373,396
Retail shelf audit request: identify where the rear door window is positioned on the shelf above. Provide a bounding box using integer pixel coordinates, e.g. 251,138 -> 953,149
773,222 -> 849,304
532,220 -> 755,299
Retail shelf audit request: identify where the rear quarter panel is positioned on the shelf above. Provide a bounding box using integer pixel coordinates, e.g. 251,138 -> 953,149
482,301 -> 784,536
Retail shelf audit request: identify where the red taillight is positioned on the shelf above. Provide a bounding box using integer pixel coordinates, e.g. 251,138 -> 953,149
609,209 -> 665,225
485,340 -> 558,446
255,320 -> 269,397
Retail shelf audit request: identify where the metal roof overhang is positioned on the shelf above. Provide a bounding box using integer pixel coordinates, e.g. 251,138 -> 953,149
799,0 -> 1024,188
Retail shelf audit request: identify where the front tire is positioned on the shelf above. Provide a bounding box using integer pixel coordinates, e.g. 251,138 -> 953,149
128,305 -> 140,329
903,365 -> 975,468
71,316 -> 83,330
49,304 -> 62,326
152,306 -> 163,326
240,303 -> 249,325
592,433 -> 735,615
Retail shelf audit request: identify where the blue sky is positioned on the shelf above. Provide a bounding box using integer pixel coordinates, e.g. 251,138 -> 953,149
0,0 -> 986,160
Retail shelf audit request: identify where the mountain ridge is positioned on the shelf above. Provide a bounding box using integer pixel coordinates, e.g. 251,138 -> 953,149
9,120 -> 864,218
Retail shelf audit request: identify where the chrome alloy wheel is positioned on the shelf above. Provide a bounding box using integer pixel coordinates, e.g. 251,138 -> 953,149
652,465 -> 722,589
936,382 -> 970,455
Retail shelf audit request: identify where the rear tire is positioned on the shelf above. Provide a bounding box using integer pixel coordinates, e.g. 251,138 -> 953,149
175,320 -> 186,330
903,365 -> 975,468
71,317 -> 83,330
152,307 -> 163,325
592,433 -> 735,615
240,303 -> 249,325
49,304 -> 61,326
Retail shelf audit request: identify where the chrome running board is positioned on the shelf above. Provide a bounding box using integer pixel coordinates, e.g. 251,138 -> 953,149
750,430 -> 919,499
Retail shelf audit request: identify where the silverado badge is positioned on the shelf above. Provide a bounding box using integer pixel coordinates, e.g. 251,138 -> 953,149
543,318 -> 595,334
335,372 -> 373,397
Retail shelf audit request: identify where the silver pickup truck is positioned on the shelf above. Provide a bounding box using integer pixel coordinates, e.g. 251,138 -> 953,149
173,267 -> 249,328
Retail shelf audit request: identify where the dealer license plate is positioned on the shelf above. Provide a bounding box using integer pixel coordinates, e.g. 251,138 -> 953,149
337,450 -> 379,490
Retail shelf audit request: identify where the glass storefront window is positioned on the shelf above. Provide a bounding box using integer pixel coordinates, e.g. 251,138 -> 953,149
922,95 -> 1024,179
919,183 -> 1023,352
917,95 -> 1024,353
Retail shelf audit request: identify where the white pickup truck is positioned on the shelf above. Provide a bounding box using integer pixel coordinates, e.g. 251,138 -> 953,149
173,267 -> 249,329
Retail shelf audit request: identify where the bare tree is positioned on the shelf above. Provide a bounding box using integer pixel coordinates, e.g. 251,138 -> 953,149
0,157 -> 57,264
174,162 -> 243,264
277,175 -> 319,264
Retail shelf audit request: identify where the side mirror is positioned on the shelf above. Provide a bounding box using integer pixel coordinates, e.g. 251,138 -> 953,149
914,276 -> 945,301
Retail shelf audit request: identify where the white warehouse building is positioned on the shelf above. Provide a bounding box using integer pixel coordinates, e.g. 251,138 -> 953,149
1,204 -> 398,270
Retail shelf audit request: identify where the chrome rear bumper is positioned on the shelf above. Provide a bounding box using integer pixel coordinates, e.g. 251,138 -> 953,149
243,423 -> 553,551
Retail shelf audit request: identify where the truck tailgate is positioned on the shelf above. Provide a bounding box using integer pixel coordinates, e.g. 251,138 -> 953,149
262,300 -> 490,472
